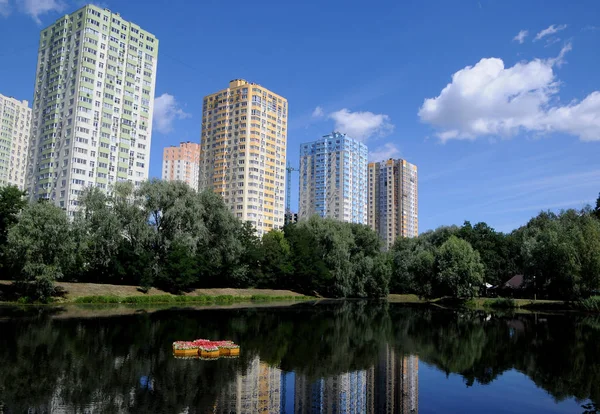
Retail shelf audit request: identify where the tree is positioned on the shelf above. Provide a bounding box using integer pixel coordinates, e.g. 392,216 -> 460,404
137,179 -> 204,291
285,217 -> 387,298
71,187 -> 122,283
111,181 -> 154,287
5,201 -> 74,301
458,221 -> 515,286
284,222 -> 330,295
239,221 -> 263,285
595,193 -> 600,220
259,230 -> 292,289
0,185 -> 27,267
434,236 -> 484,298
195,189 -> 246,288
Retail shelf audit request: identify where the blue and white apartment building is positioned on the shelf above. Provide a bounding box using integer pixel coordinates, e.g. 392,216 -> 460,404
299,132 -> 368,224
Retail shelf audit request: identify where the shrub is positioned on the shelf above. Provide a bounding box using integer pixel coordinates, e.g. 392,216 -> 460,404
577,296 -> 600,312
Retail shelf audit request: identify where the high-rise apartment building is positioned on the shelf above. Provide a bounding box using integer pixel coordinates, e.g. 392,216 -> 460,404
162,141 -> 200,189
299,132 -> 368,224
368,159 -> 418,248
26,5 -> 158,215
0,95 -> 31,189
198,79 -> 288,235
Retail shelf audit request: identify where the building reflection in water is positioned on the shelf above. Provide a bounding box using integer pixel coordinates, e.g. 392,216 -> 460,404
214,345 -> 418,414
213,356 -> 283,413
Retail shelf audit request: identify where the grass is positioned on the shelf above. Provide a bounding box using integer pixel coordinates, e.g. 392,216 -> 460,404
483,297 -> 518,309
387,294 -> 590,312
73,294 -> 314,305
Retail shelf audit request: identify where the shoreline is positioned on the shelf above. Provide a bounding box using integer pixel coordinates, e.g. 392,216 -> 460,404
388,294 -> 594,313
1,281 -> 595,313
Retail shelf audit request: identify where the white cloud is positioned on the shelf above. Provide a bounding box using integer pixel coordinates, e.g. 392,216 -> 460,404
0,0 -> 10,16
513,30 -> 528,44
547,42 -> 571,67
17,0 -> 66,24
544,37 -> 561,47
534,24 -> 567,41
418,43 -> 600,142
368,142 -> 401,162
153,93 -> 191,134
311,106 -> 324,118
329,108 -> 394,141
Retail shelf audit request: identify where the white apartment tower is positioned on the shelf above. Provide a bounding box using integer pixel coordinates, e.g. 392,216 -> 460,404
0,95 -> 31,189
26,5 -> 158,214
299,132 -> 368,224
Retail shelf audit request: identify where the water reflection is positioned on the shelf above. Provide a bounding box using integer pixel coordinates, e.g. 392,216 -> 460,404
211,347 -> 418,414
294,348 -> 418,414
214,356 -> 283,413
0,302 -> 598,413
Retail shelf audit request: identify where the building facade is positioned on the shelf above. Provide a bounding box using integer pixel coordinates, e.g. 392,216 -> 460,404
368,159 -> 418,248
162,141 -> 200,189
198,79 -> 288,235
0,95 -> 31,189
26,4 -> 158,215
299,132 -> 368,224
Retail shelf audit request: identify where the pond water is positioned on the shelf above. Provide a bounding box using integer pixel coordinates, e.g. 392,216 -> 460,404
0,302 -> 598,413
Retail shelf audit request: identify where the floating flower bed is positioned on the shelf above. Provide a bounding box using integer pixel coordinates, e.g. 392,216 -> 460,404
219,344 -> 240,356
199,345 -> 220,358
172,339 -> 240,359
172,341 -> 199,356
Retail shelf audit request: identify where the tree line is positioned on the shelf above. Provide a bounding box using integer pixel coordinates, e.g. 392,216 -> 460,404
0,180 -> 599,301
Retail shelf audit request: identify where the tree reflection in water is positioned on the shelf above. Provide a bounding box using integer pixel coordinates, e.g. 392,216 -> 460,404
0,302 -> 598,413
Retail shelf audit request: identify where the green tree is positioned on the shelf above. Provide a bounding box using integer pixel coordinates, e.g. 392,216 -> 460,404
390,234 -> 436,296
284,222 -> 330,295
458,221 -> 516,286
71,187 -> 122,283
195,189 -> 246,288
137,179 -> 204,291
0,185 -> 27,269
410,248 -> 436,298
111,181 -> 154,287
239,221 -> 263,285
434,235 -> 484,298
259,230 -> 292,289
5,201 -> 74,301
0,185 -> 26,246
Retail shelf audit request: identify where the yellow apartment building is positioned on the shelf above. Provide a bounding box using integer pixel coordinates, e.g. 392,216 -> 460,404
198,79 -> 288,235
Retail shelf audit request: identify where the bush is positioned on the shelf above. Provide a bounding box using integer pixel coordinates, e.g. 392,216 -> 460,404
577,296 -> 600,312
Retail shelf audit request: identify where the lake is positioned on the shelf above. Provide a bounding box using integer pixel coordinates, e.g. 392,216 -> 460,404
0,301 -> 598,413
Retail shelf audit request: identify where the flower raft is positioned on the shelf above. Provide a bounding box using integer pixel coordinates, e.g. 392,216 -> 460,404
172,339 -> 240,358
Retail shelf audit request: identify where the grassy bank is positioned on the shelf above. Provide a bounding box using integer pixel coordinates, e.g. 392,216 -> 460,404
73,294 -> 314,305
388,294 -> 600,312
0,280 -> 314,304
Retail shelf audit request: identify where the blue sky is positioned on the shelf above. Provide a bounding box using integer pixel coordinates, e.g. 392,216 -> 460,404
1,0 -> 599,233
